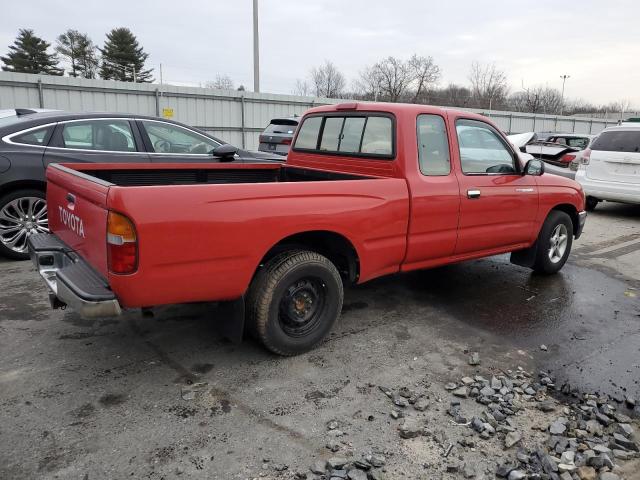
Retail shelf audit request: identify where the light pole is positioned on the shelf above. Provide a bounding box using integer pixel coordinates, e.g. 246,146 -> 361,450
253,0 -> 260,92
559,74 -> 570,115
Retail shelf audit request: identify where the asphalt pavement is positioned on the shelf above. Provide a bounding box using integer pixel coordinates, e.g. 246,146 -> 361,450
0,201 -> 638,479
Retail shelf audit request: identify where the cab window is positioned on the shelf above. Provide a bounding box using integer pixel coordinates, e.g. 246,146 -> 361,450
456,119 -> 516,174
417,114 -> 450,176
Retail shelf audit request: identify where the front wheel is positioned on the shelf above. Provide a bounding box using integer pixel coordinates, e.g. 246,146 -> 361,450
531,210 -> 573,274
0,189 -> 48,260
246,250 -> 344,356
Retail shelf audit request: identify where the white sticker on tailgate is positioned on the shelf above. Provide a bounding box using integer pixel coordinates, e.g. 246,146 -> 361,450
59,206 -> 85,238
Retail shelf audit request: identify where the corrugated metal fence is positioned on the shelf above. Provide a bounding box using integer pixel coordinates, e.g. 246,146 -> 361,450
0,72 -> 619,150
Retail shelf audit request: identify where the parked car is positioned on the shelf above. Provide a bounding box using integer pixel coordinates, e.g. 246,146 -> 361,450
28,102 -> 586,355
0,109 -> 283,259
575,124 -> 640,210
258,116 -> 299,156
508,132 -> 595,179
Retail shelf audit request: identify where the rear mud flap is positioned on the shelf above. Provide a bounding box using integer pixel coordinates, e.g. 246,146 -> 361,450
510,242 -> 538,268
214,297 -> 245,344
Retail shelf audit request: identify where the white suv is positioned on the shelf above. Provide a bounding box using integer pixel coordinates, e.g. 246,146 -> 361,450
575,125 -> 640,210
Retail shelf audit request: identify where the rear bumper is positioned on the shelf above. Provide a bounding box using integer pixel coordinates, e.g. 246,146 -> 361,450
28,233 -> 121,318
576,170 -> 640,204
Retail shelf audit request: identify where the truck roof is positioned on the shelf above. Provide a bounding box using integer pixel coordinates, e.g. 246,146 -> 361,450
305,101 -> 486,120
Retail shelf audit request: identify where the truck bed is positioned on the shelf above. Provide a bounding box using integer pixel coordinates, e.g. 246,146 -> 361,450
63,163 -> 374,187
45,162 -> 410,308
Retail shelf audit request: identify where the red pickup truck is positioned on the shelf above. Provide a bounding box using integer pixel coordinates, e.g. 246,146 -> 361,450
28,103 -> 586,355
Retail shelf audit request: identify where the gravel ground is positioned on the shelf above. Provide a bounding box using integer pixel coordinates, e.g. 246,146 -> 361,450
0,201 -> 638,479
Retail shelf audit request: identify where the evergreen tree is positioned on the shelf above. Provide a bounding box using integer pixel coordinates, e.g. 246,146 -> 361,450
99,28 -> 153,82
1,29 -> 63,75
55,29 -> 99,78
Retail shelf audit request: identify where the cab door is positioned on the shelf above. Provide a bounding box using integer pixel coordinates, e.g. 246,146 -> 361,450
402,113 -> 460,271
450,117 -> 539,255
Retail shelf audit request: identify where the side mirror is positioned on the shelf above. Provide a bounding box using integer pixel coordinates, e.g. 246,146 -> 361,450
524,158 -> 545,176
212,144 -> 238,160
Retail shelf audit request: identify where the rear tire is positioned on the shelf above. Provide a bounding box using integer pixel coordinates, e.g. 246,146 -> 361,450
531,210 -> 573,274
0,189 -> 48,260
246,250 -> 343,356
585,196 -> 599,211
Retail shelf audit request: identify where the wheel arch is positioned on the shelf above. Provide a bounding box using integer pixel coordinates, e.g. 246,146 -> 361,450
257,230 -> 360,284
0,180 -> 47,200
550,203 -> 580,237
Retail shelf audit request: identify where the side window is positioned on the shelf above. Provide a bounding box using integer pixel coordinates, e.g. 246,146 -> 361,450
456,119 -> 516,174
140,121 -> 220,154
293,115 -> 393,158
11,126 -> 54,146
295,116 -> 322,149
61,120 -> 136,152
417,114 -> 450,176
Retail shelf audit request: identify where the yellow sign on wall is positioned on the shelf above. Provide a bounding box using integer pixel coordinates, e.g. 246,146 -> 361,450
162,108 -> 174,119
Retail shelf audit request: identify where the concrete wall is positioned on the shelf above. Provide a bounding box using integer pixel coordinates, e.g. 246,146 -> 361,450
0,72 -> 619,150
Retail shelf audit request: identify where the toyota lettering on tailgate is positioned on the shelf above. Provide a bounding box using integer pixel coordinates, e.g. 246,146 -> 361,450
58,206 -> 85,238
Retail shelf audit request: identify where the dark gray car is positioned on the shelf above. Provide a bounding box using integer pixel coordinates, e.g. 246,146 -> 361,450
0,109 -> 283,260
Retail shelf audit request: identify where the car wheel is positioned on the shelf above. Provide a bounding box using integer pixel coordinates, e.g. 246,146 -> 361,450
0,189 -> 48,260
585,196 -> 599,212
532,210 -> 573,275
247,250 -> 343,356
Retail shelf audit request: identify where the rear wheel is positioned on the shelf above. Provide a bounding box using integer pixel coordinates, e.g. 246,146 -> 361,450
0,189 -> 48,260
532,210 -> 573,274
246,250 -> 343,356
585,196 -> 599,211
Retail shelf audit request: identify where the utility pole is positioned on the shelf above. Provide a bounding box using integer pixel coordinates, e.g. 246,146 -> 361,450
253,0 -> 260,92
559,74 -> 570,115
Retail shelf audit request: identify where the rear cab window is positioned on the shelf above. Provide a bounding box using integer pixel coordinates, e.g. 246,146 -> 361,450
293,113 -> 394,158
590,130 -> 640,153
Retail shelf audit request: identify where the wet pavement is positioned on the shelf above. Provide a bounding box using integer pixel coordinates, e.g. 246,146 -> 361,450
0,201 -> 638,478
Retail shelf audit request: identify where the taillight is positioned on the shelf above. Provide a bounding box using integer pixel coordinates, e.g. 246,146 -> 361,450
581,148 -> 591,165
281,138 -> 292,145
107,211 -> 138,274
559,153 -> 576,164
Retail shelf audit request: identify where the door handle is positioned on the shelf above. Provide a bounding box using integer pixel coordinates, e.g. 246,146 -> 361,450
467,189 -> 481,199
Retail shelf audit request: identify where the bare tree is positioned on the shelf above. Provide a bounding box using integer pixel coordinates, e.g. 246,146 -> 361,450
310,61 -> 346,98
430,83 -> 472,107
408,54 -> 441,103
292,79 -> 311,96
468,61 -> 508,109
509,86 -> 563,114
205,74 -> 234,90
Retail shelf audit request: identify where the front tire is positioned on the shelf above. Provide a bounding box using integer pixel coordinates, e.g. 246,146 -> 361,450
531,210 -> 573,274
0,189 -> 48,260
247,250 -> 343,356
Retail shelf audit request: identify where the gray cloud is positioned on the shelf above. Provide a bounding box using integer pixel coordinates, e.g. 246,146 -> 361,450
2,0 -> 639,106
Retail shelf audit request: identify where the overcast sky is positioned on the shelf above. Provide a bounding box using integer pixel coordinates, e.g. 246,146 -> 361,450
2,0 -> 639,106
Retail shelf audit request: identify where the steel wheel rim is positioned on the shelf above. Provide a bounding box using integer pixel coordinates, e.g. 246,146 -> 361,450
0,197 -> 48,253
548,224 -> 568,264
278,278 -> 327,338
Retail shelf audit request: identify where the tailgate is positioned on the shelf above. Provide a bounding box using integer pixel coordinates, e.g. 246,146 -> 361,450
587,150 -> 640,184
46,164 -> 111,277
